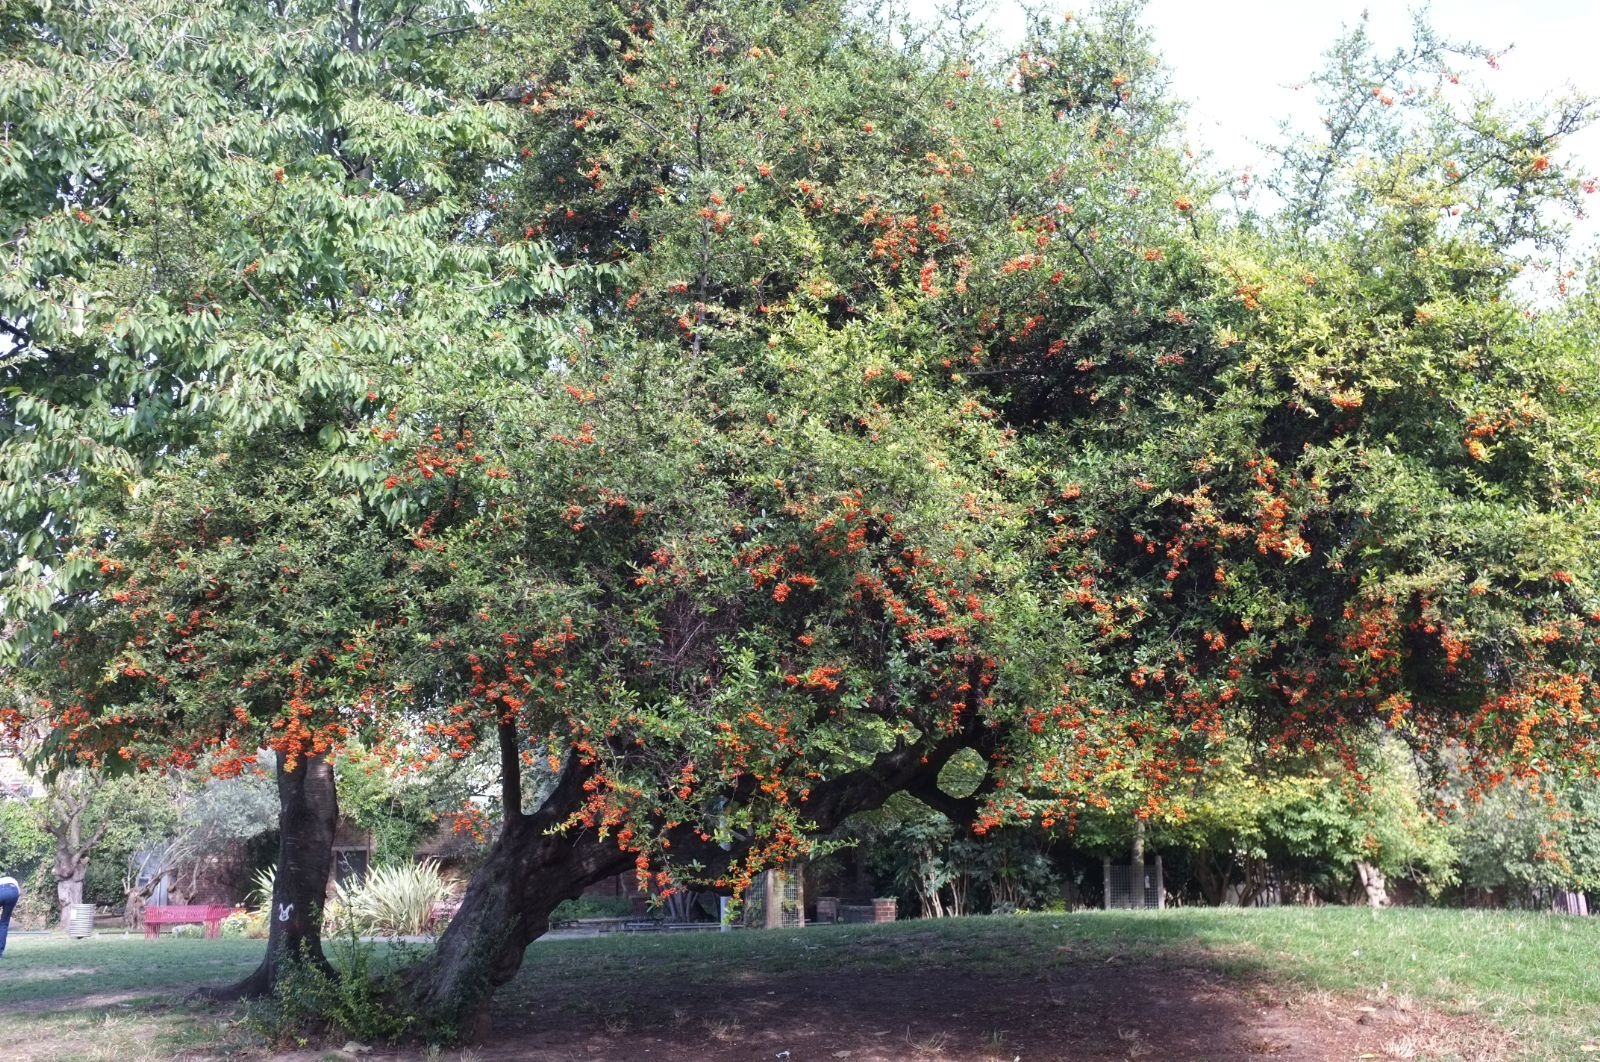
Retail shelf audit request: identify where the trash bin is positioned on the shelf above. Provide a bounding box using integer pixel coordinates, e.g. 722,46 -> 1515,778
64,903 -> 96,939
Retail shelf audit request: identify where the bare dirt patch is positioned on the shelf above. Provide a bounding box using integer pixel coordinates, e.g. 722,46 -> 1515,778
469,957 -> 1506,1061
1,922 -> 1524,1061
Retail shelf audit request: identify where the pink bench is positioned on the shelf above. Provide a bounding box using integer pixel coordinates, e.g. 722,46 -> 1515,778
143,904 -> 235,939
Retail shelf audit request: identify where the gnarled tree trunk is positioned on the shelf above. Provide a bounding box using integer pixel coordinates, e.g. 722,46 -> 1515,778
403,748 -> 625,1042
404,724 -> 995,1040
410,823 -> 626,1041
41,768 -> 112,923
54,858 -> 87,911
1355,861 -> 1389,908
210,749 -> 339,1000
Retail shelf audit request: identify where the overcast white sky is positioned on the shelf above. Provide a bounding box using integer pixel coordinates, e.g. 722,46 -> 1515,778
905,1 -> 1600,248
1143,0 -> 1599,178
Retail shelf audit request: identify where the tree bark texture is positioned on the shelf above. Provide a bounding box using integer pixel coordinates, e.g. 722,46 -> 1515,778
211,750 -> 339,1000
54,866 -> 85,910
403,759 -> 623,1042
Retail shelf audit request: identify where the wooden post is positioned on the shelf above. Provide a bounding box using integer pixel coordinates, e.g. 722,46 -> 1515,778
1102,856 -> 1112,911
763,869 -> 782,929
1154,853 -> 1165,910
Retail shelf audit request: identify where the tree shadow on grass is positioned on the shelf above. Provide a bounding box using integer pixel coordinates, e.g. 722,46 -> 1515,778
479,917 -> 1475,1061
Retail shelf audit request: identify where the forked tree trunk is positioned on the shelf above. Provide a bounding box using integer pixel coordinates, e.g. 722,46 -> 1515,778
403,758 -> 626,1041
1237,854 -> 1269,907
42,768 -> 111,922
405,726 -> 993,1040
210,750 -> 339,1000
947,870 -> 968,917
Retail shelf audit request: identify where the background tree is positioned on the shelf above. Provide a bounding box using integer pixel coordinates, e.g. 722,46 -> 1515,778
117,767 -> 277,927
36,768 -> 113,914
965,10 -> 1600,844
1449,771 -> 1600,909
1,0 -> 581,996
1261,742 -> 1457,907
0,796 -> 51,924
334,745 -> 483,872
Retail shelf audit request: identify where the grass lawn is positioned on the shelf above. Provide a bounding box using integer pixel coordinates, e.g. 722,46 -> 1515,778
0,908 -> 1595,1060
509,907 -> 1600,1060
1175,907 -> 1600,1055
0,933 -> 263,1062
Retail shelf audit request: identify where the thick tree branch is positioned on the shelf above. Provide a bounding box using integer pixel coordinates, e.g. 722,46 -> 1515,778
498,722 -> 523,823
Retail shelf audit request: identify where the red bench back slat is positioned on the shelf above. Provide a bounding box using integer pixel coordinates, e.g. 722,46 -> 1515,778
145,904 -> 234,921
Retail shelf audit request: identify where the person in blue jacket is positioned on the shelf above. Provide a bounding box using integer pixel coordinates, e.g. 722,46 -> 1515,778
0,873 -> 20,957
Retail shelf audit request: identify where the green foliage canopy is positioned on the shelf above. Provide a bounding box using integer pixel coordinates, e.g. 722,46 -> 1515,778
5,0 -> 1599,904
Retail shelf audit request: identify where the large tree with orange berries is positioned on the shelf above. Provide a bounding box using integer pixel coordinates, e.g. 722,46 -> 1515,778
394,0 -> 1598,1031
7,0 -> 1600,1040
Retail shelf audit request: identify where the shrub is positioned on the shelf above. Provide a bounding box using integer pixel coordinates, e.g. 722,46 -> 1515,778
10,865 -> 57,929
249,866 -> 275,908
550,895 -> 634,921
221,867 -> 278,938
244,932 -> 416,1046
0,800 -> 50,882
337,860 -> 451,937
220,909 -> 267,939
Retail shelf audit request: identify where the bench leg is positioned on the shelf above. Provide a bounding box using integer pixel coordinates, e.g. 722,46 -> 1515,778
205,921 -> 220,940
144,925 -> 158,940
